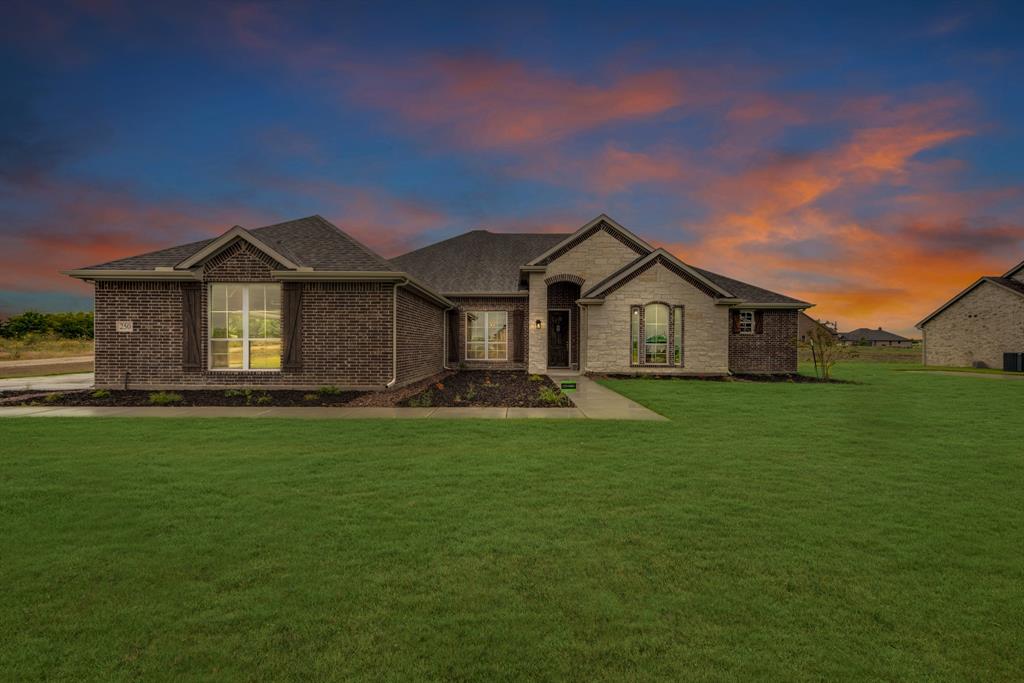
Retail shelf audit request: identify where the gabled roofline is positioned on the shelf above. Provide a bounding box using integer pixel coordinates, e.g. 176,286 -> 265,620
917,276 -> 1024,328
524,214 -> 654,267
1003,258 -> 1024,280
175,225 -> 301,270
582,249 -> 735,299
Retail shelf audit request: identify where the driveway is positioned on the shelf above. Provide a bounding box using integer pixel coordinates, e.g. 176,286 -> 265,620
0,373 -> 95,392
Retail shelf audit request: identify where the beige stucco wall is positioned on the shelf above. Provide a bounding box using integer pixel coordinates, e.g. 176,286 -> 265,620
584,263 -> 730,374
544,229 -> 640,288
923,280 -> 1024,368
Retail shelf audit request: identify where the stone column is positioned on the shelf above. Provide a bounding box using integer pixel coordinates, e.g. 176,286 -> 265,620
528,272 -> 547,373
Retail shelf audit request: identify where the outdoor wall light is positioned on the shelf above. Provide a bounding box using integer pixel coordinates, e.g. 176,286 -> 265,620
535,319 -> 542,330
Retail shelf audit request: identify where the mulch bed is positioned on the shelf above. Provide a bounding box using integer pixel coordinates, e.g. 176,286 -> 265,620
404,371 -> 571,408
0,388 -> 365,407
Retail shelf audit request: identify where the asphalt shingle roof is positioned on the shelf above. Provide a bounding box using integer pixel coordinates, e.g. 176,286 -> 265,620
80,215 -> 395,272
839,327 -> 910,342
391,230 -> 570,292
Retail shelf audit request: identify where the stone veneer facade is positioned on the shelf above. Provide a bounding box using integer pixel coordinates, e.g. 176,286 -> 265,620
583,262 -> 731,374
921,280 -> 1024,368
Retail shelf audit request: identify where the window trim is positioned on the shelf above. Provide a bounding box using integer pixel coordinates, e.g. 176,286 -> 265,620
643,302 -> 670,366
208,283 -> 282,372
738,310 -> 755,335
465,310 -> 509,362
673,305 -> 684,366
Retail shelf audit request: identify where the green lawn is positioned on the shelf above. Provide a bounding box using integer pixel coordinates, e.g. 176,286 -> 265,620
1,362 -> 1021,680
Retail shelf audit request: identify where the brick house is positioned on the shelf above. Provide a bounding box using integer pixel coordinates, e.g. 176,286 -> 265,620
68,214 -> 811,390
916,258 -> 1024,368
837,327 -> 913,347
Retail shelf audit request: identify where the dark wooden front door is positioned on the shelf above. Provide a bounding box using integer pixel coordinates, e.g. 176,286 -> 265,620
548,310 -> 570,367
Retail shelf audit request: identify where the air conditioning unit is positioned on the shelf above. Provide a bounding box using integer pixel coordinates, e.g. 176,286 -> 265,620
1003,352 -> 1024,372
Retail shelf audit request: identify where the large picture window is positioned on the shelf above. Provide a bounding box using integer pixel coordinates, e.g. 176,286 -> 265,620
466,311 -> 508,361
644,303 -> 669,364
209,283 -> 281,370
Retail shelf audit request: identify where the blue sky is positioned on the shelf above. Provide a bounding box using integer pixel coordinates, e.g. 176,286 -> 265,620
2,0 -> 1023,334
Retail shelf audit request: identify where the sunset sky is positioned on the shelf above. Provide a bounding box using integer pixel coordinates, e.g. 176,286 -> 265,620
2,1 -> 1023,334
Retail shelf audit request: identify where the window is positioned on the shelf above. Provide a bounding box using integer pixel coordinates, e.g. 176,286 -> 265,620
209,283 -> 281,370
739,310 -> 755,335
466,311 -> 507,360
673,306 -> 683,364
644,303 -> 669,364
630,307 -> 640,364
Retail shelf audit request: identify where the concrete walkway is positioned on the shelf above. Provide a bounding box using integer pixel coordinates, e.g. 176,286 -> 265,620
0,372 -> 95,391
550,374 -> 667,421
0,405 -> 587,419
0,355 -> 93,368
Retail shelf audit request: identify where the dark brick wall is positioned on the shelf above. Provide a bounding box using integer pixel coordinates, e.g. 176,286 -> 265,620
728,309 -> 798,373
448,296 -> 529,370
546,281 -> 580,368
94,243 -> 397,389
396,287 -> 445,384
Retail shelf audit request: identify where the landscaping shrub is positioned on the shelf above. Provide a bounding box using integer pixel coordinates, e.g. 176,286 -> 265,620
148,392 -> 183,406
43,392 -> 64,403
318,385 -> 345,396
90,389 -> 111,399
538,386 -> 564,405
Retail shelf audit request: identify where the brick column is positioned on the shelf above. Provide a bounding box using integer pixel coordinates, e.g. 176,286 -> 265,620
528,272 -> 547,373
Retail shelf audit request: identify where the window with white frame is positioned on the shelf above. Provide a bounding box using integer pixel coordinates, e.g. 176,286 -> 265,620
644,303 -> 669,364
738,310 -> 755,334
466,311 -> 508,360
209,283 -> 281,370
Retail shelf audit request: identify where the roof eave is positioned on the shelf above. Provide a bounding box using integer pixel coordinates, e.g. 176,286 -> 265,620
175,225 -> 302,271
524,214 -> 655,267
64,269 -> 202,281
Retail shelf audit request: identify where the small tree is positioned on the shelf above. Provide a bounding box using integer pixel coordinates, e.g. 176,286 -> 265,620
808,325 -> 850,381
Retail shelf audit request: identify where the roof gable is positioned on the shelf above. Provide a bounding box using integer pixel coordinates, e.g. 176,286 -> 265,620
917,276 -> 1024,328
581,249 -> 736,300
175,225 -> 300,270
526,214 -> 652,267
1003,257 -> 1024,282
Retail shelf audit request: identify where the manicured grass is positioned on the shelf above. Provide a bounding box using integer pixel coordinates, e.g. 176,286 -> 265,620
1,362 -> 1021,680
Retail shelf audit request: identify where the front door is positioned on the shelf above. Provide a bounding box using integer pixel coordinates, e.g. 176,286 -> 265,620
548,310 -> 570,368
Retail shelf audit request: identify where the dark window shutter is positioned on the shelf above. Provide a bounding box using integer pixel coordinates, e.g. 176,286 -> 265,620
731,310 -> 740,334
755,310 -> 765,334
182,283 -> 202,370
512,310 -> 525,362
282,283 -> 303,370
447,309 -> 459,363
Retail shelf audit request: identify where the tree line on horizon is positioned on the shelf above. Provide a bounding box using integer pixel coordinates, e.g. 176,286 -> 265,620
0,311 -> 94,340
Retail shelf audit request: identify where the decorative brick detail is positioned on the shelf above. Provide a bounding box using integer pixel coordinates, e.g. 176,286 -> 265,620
544,273 -> 585,287
543,228 -> 645,290
396,287 -> 445,384
598,255 -> 721,299
201,240 -> 282,281
728,309 -> 798,373
922,280 -> 1024,368
448,295 -> 529,370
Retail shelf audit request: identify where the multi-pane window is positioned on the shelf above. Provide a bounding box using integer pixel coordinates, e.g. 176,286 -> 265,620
466,311 -> 508,361
644,303 -> 669,364
209,283 -> 281,370
630,307 -> 641,364
738,310 -> 755,334
673,306 -> 683,364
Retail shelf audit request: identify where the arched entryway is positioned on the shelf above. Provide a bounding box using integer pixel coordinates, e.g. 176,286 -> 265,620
546,275 -> 582,369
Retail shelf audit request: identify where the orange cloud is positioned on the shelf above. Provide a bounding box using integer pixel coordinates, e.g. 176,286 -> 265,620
513,144 -> 693,193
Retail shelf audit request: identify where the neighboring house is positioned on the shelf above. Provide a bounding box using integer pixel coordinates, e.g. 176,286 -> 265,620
67,214 -> 811,390
797,312 -> 838,343
838,327 -> 913,347
916,258 -> 1024,368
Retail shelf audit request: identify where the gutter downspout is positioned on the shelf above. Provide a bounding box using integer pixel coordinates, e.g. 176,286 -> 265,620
386,278 -> 409,389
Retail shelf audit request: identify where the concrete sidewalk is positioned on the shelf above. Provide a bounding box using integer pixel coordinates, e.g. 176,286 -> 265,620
552,374 -> 667,421
0,405 -> 587,419
0,355 -> 94,368
0,372 -> 95,391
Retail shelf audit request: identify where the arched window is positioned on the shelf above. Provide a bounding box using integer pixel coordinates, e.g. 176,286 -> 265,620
644,303 -> 669,364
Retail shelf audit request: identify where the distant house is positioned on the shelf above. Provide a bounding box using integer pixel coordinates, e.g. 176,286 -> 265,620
839,327 -> 913,347
916,257 -> 1024,368
797,312 -> 838,343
